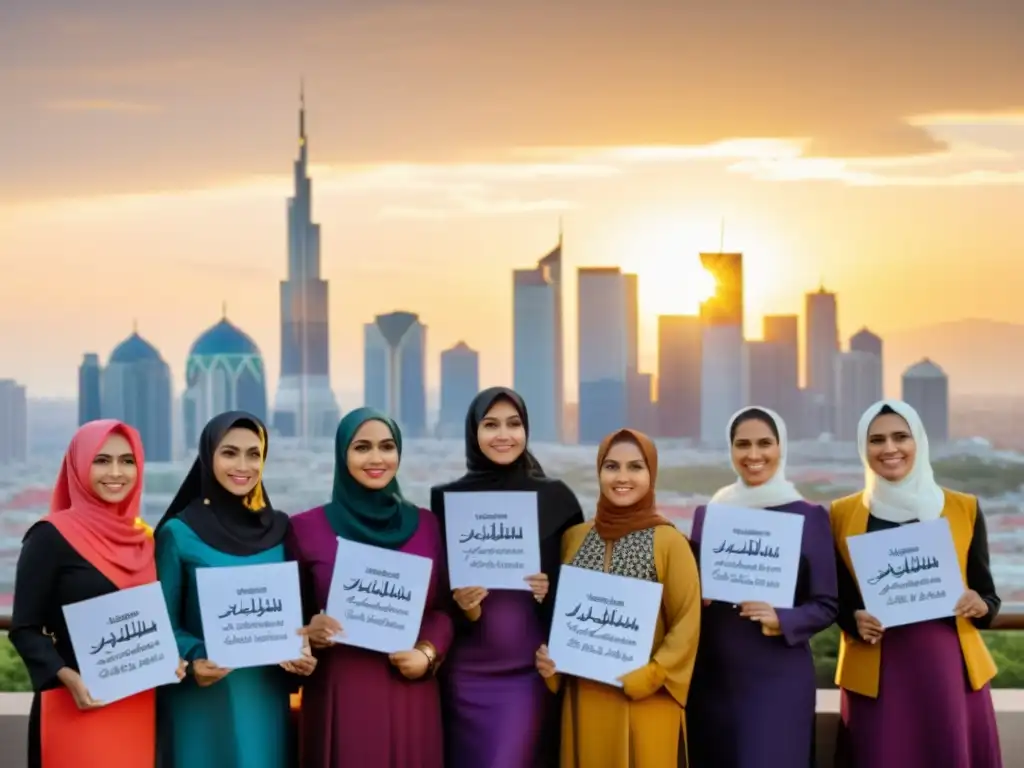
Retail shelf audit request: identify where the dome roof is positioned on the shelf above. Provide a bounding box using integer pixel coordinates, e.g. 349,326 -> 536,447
851,327 -> 880,343
904,357 -> 946,379
109,332 -> 163,365
189,318 -> 261,359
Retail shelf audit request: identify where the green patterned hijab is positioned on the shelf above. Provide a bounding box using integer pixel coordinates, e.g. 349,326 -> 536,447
323,407 -> 420,549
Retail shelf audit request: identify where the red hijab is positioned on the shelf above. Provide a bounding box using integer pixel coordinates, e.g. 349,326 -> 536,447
46,420 -> 156,589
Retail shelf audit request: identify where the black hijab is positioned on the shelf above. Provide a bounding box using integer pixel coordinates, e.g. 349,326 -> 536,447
155,411 -> 290,556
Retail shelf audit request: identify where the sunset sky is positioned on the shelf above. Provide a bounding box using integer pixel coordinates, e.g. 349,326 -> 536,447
2,0 -> 1023,401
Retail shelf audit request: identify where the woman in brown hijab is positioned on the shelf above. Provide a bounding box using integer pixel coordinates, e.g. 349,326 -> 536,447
535,429 -> 702,767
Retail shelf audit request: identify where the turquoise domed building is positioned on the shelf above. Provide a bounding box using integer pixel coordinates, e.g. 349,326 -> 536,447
183,312 -> 268,448
102,329 -> 173,462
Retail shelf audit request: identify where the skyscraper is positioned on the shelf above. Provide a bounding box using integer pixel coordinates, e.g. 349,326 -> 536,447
805,286 -> 839,435
577,267 -> 630,444
78,353 -> 102,425
512,233 -> 564,443
103,329 -> 173,462
835,350 -> 883,441
183,310 -> 268,448
438,341 -> 480,437
656,315 -> 701,438
364,312 -> 427,438
748,314 -> 800,429
902,358 -> 949,442
273,84 -> 338,441
0,379 -> 28,464
699,252 -> 745,447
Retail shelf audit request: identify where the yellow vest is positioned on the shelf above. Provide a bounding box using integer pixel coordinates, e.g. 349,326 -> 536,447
830,488 -> 997,698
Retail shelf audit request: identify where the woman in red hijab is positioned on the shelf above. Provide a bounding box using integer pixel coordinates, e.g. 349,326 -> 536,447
9,419 -> 185,768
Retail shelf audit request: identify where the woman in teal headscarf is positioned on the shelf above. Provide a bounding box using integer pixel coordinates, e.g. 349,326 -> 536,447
288,408 -> 453,767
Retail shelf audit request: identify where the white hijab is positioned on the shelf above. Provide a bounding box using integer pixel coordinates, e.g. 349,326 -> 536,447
857,398 -> 946,524
710,406 -> 804,509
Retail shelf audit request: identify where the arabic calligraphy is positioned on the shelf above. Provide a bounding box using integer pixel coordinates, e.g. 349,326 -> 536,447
565,602 -> 640,632
867,555 -> 941,585
711,537 -> 780,559
217,597 -> 284,619
89,619 -> 159,655
458,522 -> 525,543
342,577 -> 413,603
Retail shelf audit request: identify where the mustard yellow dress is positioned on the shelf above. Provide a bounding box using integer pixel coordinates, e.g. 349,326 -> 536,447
546,521 -> 701,767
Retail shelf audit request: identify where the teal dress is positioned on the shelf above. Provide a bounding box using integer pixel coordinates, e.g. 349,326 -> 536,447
156,518 -> 294,768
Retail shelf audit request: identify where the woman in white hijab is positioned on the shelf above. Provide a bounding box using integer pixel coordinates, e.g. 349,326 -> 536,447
687,406 -> 838,768
831,399 -> 1001,768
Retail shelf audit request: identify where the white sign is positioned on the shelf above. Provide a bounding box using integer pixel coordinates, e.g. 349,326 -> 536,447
196,562 -> 305,669
443,491 -> 541,591
62,581 -> 180,704
547,565 -> 663,687
325,537 -> 432,654
699,503 -> 805,608
846,517 -> 964,628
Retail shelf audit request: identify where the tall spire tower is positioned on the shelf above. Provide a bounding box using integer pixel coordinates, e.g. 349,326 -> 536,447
272,82 -> 339,441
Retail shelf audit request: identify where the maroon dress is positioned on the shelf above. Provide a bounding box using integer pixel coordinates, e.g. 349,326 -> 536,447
287,506 -> 453,767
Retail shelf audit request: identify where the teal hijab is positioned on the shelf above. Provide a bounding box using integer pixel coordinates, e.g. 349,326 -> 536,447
323,407 -> 420,549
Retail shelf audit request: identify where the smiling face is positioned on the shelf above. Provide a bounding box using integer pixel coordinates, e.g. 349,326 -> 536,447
346,419 -> 399,490
476,398 -> 526,465
598,439 -> 651,508
89,432 -> 138,503
866,411 -> 917,482
730,416 -> 781,487
212,427 -> 264,497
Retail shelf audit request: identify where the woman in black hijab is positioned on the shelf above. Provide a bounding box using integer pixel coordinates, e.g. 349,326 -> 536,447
155,411 -> 314,768
431,387 -> 584,768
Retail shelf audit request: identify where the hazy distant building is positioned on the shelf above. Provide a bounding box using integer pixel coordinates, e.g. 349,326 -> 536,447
103,330 -> 173,462
630,372 -> 656,435
577,267 -> 630,444
805,286 -> 839,435
78,353 -> 103,425
699,252 -> 745,447
902,358 -> 949,442
835,351 -> 884,441
273,86 -> 339,441
183,312 -> 268,448
656,315 -> 701,438
749,315 -> 800,429
364,311 -> 427,438
0,379 -> 28,464
438,341 -> 479,438
512,234 -> 564,443
850,327 -> 883,358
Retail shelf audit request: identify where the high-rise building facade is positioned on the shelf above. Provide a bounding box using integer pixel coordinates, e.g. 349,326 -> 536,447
699,252 -> 745,447
512,235 -> 564,443
0,379 -> 28,464
748,314 -> 800,429
183,313 -> 268,449
364,312 -> 427,438
102,331 -> 173,462
273,86 -> 339,440
656,314 -> 701,438
78,353 -> 103,425
805,286 -> 839,435
438,341 -> 479,438
835,351 -> 883,441
577,267 -> 630,444
902,358 -> 949,442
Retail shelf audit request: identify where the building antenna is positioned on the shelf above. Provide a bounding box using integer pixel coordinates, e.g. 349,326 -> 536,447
132,318 -> 138,334
719,218 -> 725,252
222,300 -> 228,319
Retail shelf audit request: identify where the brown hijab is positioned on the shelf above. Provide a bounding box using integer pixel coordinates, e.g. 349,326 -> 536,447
592,428 -> 673,541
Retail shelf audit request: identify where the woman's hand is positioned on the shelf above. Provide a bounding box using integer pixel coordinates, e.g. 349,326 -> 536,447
954,590 -> 989,619
175,658 -> 188,681
702,598 -> 712,607
302,613 -> 343,649
854,610 -> 884,644
453,587 -> 488,612
535,644 -> 556,679
389,649 -> 429,680
192,659 -> 232,687
57,667 -> 105,710
281,643 -> 318,676
739,601 -> 780,631
524,573 -> 549,604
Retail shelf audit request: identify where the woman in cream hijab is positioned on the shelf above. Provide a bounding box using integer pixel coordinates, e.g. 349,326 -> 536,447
687,406 -> 838,768
831,399 -> 1001,767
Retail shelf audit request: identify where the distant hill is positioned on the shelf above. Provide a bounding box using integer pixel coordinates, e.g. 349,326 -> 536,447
882,318 -> 1024,397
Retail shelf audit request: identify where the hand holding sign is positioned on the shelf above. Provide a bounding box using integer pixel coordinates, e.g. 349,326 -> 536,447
738,601 -> 780,630
192,660 -> 231,687
534,644 -> 556,679
855,610 -> 883,644
304,613 -> 343,648
57,667 -> 105,710
525,573 -> 549,603
954,590 -> 989,619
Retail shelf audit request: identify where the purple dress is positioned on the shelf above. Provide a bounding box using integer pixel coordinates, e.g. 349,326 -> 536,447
287,506 -> 453,768
687,501 -> 839,768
